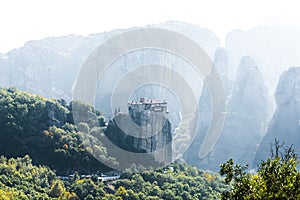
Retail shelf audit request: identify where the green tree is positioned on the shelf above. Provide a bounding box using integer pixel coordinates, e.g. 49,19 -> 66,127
220,140 -> 300,200
49,180 -> 65,198
115,186 -> 128,199
0,155 -> 57,199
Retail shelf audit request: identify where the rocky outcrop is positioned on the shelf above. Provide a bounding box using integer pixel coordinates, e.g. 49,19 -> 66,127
213,56 -> 270,167
105,101 -> 172,166
184,48 -> 233,167
213,47 -> 229,76
254,67 -> 300,166
185,55 -> 271,171
230,56 -> 271,134
226,26 -> 300,99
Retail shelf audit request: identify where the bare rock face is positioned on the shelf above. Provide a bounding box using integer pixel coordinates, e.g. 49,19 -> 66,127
213,47 -> 229,76
254,67 -> 300,166
0,34 -> 119,101
215,56 -> 271,167
0,21 -> 219,103
105,100 -> 172,166
275,67 -> 300,105
184,48 -> 233,168
185,55 -> 271,171
230,56 -> 271,132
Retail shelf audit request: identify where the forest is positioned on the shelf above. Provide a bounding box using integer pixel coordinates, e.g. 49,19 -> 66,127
0,156 -> 229,199
0,87 -> 115,174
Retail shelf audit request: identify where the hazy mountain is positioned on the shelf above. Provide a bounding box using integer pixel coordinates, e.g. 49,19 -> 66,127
226,26 -> 300,102
184,48 -> 233,168
185,55 -> 271,171
0,21 -> 220,103
253,67 -> 300,166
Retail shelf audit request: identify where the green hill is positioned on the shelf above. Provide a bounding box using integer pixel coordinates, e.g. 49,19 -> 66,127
0,87 -> 115,174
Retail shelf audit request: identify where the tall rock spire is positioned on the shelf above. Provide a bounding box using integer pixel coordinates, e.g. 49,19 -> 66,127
254,67 -> 300,166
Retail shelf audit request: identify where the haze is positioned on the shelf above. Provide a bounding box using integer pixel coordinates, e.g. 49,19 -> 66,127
1,0 -> 300,53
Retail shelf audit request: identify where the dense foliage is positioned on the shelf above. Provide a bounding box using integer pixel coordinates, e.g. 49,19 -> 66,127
0,155 -> 228,200
0,155 -> 69,199
0,87 -> 115,174
220,140 -> 300,200
111,162 -> 229,200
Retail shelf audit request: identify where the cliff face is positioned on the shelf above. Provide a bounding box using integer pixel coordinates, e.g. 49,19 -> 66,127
0,34 -> 118,101
105,102 -> 172,166
0,21 -> 219,103
184,48 -> 233,167
211,56 -> 270,167
185,54 -> 271,171
254,67 -> 300,166
230,56 -> 271,138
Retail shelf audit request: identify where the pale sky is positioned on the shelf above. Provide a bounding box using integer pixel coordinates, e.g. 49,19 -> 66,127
0,0 -> 299,53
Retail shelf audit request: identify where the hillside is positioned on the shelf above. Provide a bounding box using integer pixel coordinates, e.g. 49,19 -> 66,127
0,87 -> 115,174
0,155 -> 228,200
0,87 -> 229,199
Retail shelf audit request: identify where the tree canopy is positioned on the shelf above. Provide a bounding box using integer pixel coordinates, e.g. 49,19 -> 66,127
0,87 -> 115,174
220,140 -> 300,200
